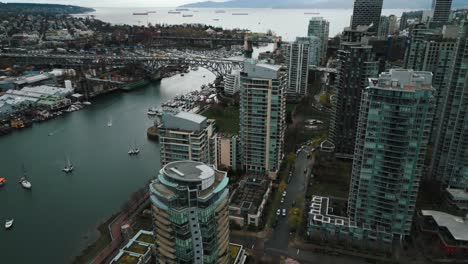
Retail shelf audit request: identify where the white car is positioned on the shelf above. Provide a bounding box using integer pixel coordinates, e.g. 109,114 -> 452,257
280,197 -> 284,203
276,209 -> 281,216
282,209 -> 287,216
282,191 -> 287,197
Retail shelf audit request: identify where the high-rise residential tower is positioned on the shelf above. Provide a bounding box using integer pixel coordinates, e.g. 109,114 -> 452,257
158,111 -> 216,165
284,37 -> 310,99
307,17 -> 330,65
348,69 -> 435,239
432,0 -> 453,24
378,16 -> 390,38
308,69 -> 436,246
329,42 -> 379,158
351,0 -> 384,33
224,69 -> 241,96
240,60 -> 286,178
150,160 -> 230,264
404,25 -> 458,142
388,15 -> 398,35
431,23 -> 468,195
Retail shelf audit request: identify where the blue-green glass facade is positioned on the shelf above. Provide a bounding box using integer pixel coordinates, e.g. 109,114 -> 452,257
348,69 -> 435,238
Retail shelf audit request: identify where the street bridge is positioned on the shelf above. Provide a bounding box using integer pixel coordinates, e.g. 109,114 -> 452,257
0,53 -> 244,77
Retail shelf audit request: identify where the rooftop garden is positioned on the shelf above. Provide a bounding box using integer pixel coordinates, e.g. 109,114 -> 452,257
135,233 -> 155,244
228,243 -> 242,260
126,242 -> 149,255
114,253 -> 140,264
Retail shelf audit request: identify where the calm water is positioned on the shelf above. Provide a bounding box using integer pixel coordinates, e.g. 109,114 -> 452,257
0,68 -> 215,263
86,7 -> 409,41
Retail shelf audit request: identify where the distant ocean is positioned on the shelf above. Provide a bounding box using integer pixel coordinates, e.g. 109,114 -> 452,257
81,7 -> 410,41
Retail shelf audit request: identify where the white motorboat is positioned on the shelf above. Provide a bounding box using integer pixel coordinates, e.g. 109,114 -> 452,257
83,101 -> 92,105
19,177 -> 31,189
5,219 -> 13,229
147,108 -> 158,116
107,116 -> 113,127
63,157 -> 74,173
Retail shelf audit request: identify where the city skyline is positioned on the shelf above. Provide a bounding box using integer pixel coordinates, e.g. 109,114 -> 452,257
1,0 -> 467,263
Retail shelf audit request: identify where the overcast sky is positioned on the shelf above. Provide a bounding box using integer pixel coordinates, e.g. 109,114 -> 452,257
2,0 -> 225,7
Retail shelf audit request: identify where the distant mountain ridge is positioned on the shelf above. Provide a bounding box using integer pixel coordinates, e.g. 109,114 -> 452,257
181,0 -> 468,9
0,3 -> 94,14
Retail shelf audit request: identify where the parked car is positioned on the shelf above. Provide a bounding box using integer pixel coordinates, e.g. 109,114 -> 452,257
276,209 -> 281,216
280,197 -> 284,203
282,209 -> 287,216
282,191 -> 287,197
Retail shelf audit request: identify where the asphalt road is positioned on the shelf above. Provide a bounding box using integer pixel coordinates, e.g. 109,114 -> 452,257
262,146 -> 367,264
264,146 -> 311,251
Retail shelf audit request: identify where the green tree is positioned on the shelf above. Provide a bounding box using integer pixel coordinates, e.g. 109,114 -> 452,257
278,181 -> 287,193
288,208 -> 302,231
286,152 -> 296,165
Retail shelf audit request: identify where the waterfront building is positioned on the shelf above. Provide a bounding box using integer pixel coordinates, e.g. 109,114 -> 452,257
224,69 -> 241,96
351,0 -> 384,33
0,85 -> 73,116
158,111 -> 216,165
150,161 -> 230,264
329,42 -> 379,159
284,37 -> 311,99
309,69 -> 436,247
432,0 -> 453,24
239,60 -> 287,178
307,17 -> 330,65
431,22 -> 468,207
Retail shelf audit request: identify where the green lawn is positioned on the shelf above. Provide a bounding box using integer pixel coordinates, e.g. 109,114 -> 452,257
72,214 -> 117,264
307,181 -> 350,199
202,104 -> 240,134
308,153 -> 352,199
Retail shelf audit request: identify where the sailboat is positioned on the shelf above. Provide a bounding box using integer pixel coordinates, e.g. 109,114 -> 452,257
128,141 -> 140,155
107,116 -> 113,127
19,165 -> 31,189
63,157 -> 74,173
5,219 -> 13,229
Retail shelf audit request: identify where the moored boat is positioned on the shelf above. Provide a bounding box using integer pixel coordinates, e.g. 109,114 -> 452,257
19,177 -> 31,189
19,165 -> 31,189
63,157 -> 74,173
5,219 -> 13,229
0,177 -> 5,186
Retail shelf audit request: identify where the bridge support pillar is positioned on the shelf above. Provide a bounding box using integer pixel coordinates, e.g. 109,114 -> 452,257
150,68 -> 162,81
